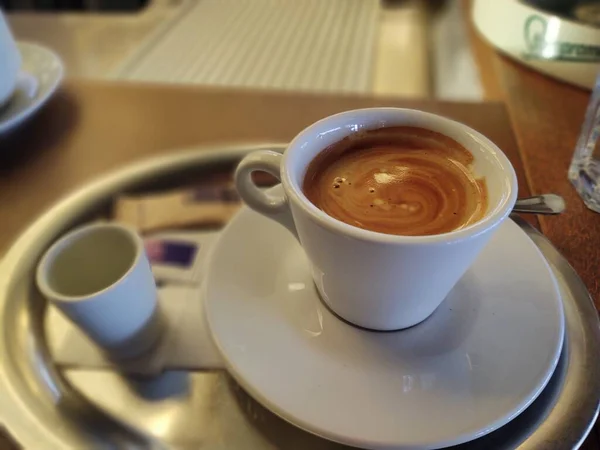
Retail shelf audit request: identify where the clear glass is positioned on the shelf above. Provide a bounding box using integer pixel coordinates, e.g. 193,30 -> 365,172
568,72 -> 600,213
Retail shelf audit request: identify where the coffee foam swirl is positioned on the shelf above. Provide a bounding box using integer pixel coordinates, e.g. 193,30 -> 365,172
303,127 -> 488,236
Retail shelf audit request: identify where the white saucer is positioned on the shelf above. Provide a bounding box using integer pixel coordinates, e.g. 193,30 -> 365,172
0,43 -> 64,134
205,199 -> 565,449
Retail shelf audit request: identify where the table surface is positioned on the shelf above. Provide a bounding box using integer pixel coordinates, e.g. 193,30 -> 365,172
468,3 -> 599,447
0,79 -> 596,448
465,0 -> 599,304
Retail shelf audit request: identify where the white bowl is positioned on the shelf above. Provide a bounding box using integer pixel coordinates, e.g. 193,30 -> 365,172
473,0 -> 600,89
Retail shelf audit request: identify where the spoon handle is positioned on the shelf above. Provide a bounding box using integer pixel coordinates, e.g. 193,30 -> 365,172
513,194 -> 566,215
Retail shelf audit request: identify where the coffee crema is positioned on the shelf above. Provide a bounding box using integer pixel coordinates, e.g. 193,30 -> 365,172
303,126 -> 488,236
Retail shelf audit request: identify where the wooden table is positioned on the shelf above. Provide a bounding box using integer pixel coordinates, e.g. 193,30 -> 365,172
464,2 -> 598,447
0,80 -> 537,253
465,0 -> 599,307
0,79 -> 596,448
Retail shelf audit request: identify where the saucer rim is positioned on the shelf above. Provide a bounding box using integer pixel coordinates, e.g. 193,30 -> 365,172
205,208 -> 565,450
0,42 -> 64,134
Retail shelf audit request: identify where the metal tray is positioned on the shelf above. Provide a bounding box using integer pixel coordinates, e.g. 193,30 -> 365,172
1,145 -> 599,449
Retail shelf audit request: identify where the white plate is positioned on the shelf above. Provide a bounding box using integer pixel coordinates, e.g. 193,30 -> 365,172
205,200 -> 565,449
0,42 -> 64,134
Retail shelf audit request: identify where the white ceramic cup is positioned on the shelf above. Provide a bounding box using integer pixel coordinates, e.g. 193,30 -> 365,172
236,108 -> 518,330
0,11 -> 20,108
36,223 -> 164,360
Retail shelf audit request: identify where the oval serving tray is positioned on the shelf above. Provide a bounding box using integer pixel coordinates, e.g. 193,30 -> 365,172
0,145 -> 599,449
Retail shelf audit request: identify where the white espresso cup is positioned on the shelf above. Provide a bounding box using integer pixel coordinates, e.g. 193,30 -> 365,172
0,11 -> 20,108
36,223 -> 164,360
236,108 -> 518,330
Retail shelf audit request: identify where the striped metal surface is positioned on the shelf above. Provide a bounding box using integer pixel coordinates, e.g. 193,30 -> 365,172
114,0 -> 379,94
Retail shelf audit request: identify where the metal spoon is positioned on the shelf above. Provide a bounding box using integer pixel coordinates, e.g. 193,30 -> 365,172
513,194 -> 565,215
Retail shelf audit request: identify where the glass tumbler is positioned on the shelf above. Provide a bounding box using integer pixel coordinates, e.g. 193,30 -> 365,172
569,72 -> 600,213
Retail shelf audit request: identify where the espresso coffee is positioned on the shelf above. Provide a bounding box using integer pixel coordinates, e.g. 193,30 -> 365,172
303,126 -> 488,236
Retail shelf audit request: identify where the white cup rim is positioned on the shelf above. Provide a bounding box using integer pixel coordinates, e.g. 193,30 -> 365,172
36,222 -> 143,302
280,108 -> 518,245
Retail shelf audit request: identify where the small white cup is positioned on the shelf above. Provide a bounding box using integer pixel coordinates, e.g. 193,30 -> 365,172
236,108 -> 518,331
0,11 -> 20,108
36,223 -> 164,360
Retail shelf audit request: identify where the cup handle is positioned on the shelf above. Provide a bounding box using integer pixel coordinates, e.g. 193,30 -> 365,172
235,150 -> 298,239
